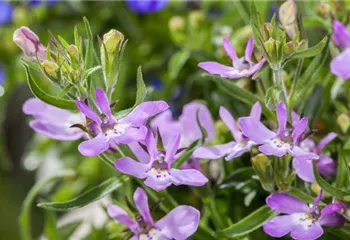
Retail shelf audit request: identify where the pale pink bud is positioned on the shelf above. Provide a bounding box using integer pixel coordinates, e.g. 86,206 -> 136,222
13,26 -> 46,62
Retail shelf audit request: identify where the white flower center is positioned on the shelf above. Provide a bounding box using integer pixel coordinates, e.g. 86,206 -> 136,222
269,137 -> 291,149
104,123 -> 130,140
139,228 -> 163,240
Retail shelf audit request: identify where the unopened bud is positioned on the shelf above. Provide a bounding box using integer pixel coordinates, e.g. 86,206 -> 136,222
169,16 -> 186,44
103,29 -> 124,55
337,113 -> 350,133
41,60 -> 59,79
67,44 -> 79,60
279,0 -> 298,39
252,154 -> 274,192
189,11 -> 204,29
284,41 -> 295,55
13,26 -> 46,62
262,23 -> 273,41
317,3 -> 331,18
264,37 -> 275,55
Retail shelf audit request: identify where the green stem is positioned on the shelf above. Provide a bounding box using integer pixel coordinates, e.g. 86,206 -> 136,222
206,195 -> 225,229
273,66 -> 288,105
97,154 -> 115,170
288,58 -> 304,110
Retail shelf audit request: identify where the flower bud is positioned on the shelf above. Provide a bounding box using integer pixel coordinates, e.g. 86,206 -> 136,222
262,23 -> 273,41
337,113 -> 350,133
188,11 -> 204,29
169,16 -> 186,44
67,44 -> 79,60
41,60 -> 59,79
251,154 -> 274,192
317,3 -> 331,18
13,26 -> 46,62
103,29 -> 124,55
279,0 -> 298,39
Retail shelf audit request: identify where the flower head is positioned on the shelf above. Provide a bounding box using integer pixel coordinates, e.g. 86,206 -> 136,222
263,191 -> 345,240
239,102 -> 319,159
330,20 -> 350,80
115,130 -> 208,191
126,0 -> 168,14
23,98 -> 86,141
193,102 -> 262,160
198,37 -> 265,79
76,88 -> 169,157
107,187 -> 200,240
0,1 -> 13,25
293,132 -> 337,182
13,26 -> 47,62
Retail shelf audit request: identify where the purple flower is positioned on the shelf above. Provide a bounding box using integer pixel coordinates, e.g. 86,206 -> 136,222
198,37 -> 265,79
139,102 -> 214,170
76,88 -> 169,157
13,26 -> 47,62
239,102 -> 319,159
0,1 -> 13,24
115,130 -> 208,191
28,0 -> 59,6
293,132 -> 337,182
107,187 -> 200,240
126,0 -> 168,14
193,102 -> 262,160
0,66 -> 5,86
330,20 -> 350,80
23,98 -> 86,141
263,191 -> 345,240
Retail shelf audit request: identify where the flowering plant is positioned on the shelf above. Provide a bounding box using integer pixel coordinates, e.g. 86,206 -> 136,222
2,1 -> 350,240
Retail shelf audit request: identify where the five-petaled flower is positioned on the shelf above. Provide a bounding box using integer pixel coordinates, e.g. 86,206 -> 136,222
107,187 -> 200,240
239,102 -> 319,160
193,102 -> 261,160
263,190 -> 345,240
198,37 -> 265,79
150,102 -> 215,170
115,129 -> 208,191
330,20 -> 350,80
76,88 -> 169,157
23,98 -> 86,141
293,132 -> 337,183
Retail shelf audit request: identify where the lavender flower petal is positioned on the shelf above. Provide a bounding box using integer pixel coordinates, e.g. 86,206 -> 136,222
219,106 -> 242,141
249,101 -> 262,120
155,206 -> 200,240
169,168 -> 208,187
330,48 -> 350,80
293,157 -> 315,182
197,62 -> 234,76
113,126 -> 147,144
95,88 -> 113,119
107,204 -> 138,233
290,222 -> 323,240
76,100 -> 102,125
78,134 -> 109,157
259,142 -> 289,157
114,157 -> 149,178
317,132 -> 337,152
144,177 -> 172,191
193,142 -> 235,159
276,102 -> 287,135
266,193 -> 309,214
332,20 -> 350,48
245,37 -> 254,64
133,187 -> 154,224
263,215 -> 296,238
239,117 -> 276,144
292,117 -> 308,144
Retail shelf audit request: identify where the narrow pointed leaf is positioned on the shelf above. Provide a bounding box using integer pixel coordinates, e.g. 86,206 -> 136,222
289,36 -> 328,60
23,64 -> 77,110
168,50 -> 190,80
313,162 -> 350,199
217,205 -> 278,238
38,176 -> 129,212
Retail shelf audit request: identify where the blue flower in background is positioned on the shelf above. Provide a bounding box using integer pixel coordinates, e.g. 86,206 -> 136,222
150,77 -> 164,90
0,66 -> 5,85
126,0 -> 168,14
0,1 -> 13,24
28,0 -> 59,6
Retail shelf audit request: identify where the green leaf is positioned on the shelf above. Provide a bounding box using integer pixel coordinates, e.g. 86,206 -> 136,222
265,86 -> 283,110
19,170 -> 75,240
336,149 -> 350,188
84,65 -> 102,79
313,162 -> 350,199
23,64 -> 77,110
115,66 -> 147,119
250,1 -> 263,50
193,226 -> 217,240
288,187 -> 325,206
209,75 -> 274,119
173,139 -> 201,169
289,38 -> 330,106
289,36 -> 328,60
38,176 -> 129,212
83,17 -> 94,69
218,205 -> 278,238
44,210 -> 60,240
168,50 -> 190,80
219,167 -> 254,190
301,85 -> 323,127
